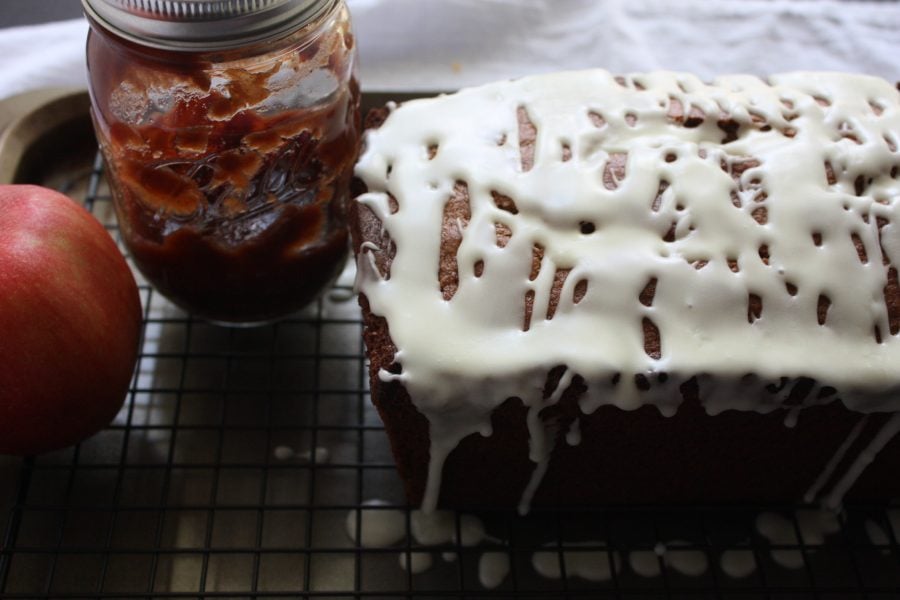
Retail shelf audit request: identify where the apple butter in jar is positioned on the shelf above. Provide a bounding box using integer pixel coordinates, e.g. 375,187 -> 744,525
82,0 -> 360,324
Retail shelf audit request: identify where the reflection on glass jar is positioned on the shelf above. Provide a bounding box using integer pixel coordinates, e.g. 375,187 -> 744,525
84,0 -> 360,324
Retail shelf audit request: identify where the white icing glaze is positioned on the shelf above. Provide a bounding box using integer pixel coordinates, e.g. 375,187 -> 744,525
409,510 -> 454,545
797,508 -> 841,543
399,551 -> 433,574
345,503 -> 492,576
890,508 -> 900,538
864,519 -> 892,556
865,518 -> 890,545
784,382 -> 825,428
804,416 -> 869,503
650,541 -> 709,577
517,370 -> 574,515
328,287 -> 356,302
719,549 -> 757,579
345,500 -> 406,547
301,446 -> 330,463
344,504 -> 495,578
565,417 -> 582,446
868,509 -> 900,556
531,542 -> 620,582
478,551 -> 510,589
628,550 -> 661,578
664,546 -> 709,578
409,509 -> 486,546
755,512 -> 804,570
825,413 -> 900,509
355,69 -> 900,512
272,445 -> 295,460
457,514 -> 487,546
629,541 -> 709,578
273,445 -> 329,463
633,544 -> 755,580
755,509 -> 839,570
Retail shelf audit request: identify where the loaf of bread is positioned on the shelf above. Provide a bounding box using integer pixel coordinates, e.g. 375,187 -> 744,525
351,70 -> 900,513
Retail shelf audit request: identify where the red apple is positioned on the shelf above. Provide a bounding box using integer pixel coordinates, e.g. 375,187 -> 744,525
0,184 -> 142,455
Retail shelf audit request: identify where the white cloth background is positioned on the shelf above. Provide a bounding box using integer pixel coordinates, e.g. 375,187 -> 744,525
1,0 -> 899,99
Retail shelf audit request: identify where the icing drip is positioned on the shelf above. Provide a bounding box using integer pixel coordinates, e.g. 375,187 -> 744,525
345,503 -> 494,579
399,551 -> 433,574
805,413 -> 900,508
804,415 -> 869,503
342,502 -> 884,586
518,368 -> 574,515
755,509 -> 839,569
355,69 -> 900,511
410,510 -> 486,546
824,412 -> 900,509
783,381 -> 824,428
478,552 -> 510,589
864,519 -> 891,555
272,445 -> 295,460
328,287 -> 355,302
531,542 -> 620,582
628,550 -> 662,578
632,543 -> 754,579
890,509 -> 900,541
864,509 -> 900,556
719,550 -> 756,579
345,500 -> 406,547
660,542 -> 709,577
630,541 -> 708,578
565,417 -> 582,446
516,454 -> 549,517
304,447 -> 330,463
755,512 -> 805,569
409,510 -> 455,545
273,445 -> 329,462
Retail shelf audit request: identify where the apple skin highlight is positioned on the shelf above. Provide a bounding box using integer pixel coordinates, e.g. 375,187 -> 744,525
0,184 -> 142,456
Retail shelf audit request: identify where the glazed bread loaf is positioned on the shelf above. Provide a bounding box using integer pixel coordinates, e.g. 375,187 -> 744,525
352,70 -> 900,512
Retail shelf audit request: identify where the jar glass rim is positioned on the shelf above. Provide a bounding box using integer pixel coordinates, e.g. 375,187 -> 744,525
82,0 -> 338,51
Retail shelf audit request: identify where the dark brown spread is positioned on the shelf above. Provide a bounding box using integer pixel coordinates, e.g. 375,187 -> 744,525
88,12 -> 360,323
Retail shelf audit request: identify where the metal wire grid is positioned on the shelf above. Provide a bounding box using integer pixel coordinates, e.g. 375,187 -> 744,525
0,154 -> 898,599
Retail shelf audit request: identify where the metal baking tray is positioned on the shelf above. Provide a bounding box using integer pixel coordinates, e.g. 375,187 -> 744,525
0,89 -> 898,599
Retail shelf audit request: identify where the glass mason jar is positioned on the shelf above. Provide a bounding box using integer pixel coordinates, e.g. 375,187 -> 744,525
82,0 -> 360,324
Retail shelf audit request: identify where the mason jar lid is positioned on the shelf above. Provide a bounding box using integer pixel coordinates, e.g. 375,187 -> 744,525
81,0 -> 337,51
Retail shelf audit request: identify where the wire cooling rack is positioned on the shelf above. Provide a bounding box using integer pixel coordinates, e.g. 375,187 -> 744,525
1,150 -> 900,599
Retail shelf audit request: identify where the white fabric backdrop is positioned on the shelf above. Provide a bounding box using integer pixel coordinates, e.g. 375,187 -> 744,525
1,0 -> 899,99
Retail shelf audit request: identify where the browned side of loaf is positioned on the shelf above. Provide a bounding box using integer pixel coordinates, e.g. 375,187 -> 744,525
350,106 -> 900,508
